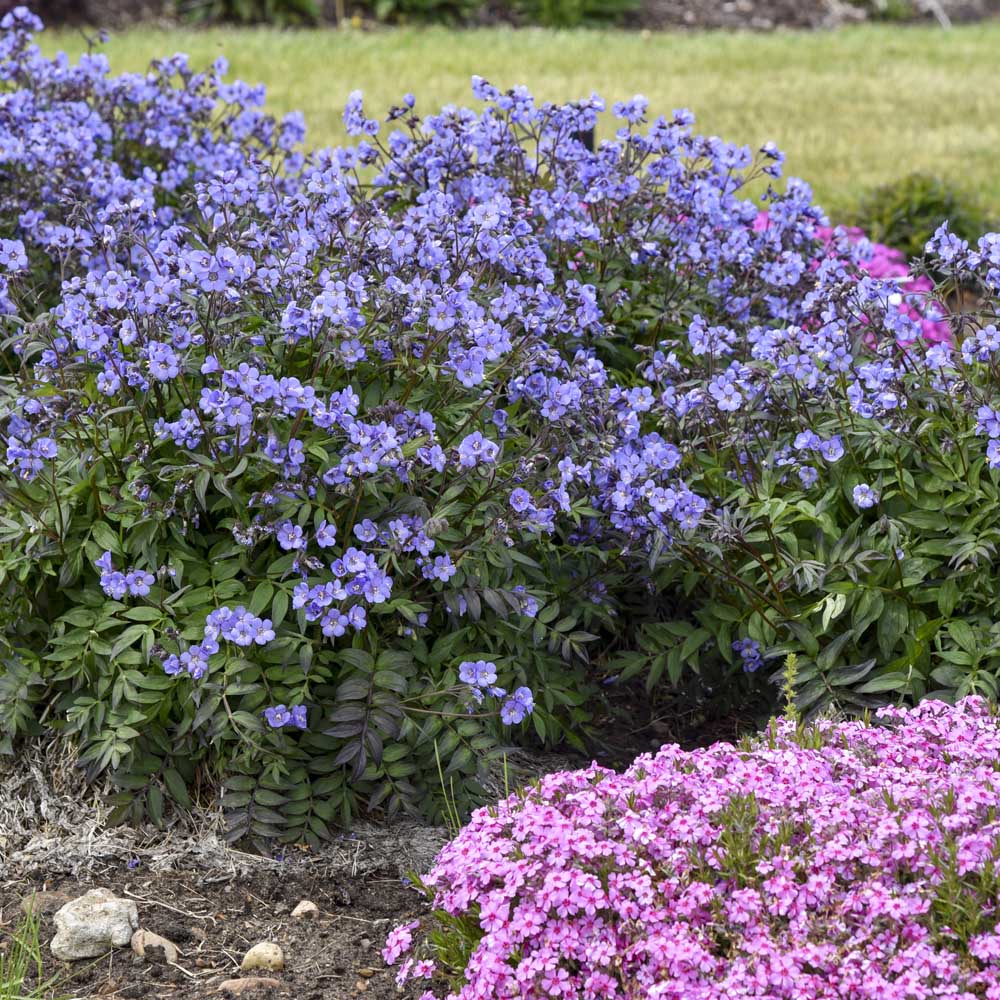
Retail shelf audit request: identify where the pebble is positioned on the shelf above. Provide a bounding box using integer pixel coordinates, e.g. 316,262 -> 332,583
291,900 -> 319,920
218,977 -> 282,996
240,941 -> 285,972
20,890 -> 72,918
130,928 -> 180,965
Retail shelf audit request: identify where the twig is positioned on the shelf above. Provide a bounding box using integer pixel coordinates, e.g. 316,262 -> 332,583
122,886 -> 215,923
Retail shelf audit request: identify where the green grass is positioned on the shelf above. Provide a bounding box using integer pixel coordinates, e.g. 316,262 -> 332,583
0,912 -> 66,1000
43,23 -> 1000,215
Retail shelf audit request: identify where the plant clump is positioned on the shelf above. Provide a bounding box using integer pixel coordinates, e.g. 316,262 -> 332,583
387,697 -> 1000,1000
2,6 -> 1000,841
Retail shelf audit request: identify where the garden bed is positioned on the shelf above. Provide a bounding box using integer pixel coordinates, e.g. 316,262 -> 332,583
14,0 -> 1000,29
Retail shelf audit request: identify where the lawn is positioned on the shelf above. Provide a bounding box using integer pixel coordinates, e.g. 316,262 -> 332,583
45,22 -> 1000,216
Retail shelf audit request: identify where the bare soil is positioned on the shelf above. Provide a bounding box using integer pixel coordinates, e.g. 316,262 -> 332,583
1,865 -> 428,999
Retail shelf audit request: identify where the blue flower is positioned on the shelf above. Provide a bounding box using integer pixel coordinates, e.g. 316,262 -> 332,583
500,687 -> 534,725
353,518 -> 378,543
264,704 -> 292,728
852,483 -> 879,509
315,520 -> 337,548
276,521 -> 305,551
459,660 -> 497,688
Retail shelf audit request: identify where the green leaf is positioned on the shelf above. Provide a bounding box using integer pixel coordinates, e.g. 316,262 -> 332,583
109,624 -> 152,662
339,649 -> 374,673
828,658 -> 877,687
856,672 -> 910,694
852,589 -> 884,640
60,608 -> 97,628
877,599 -> 909,661
122,607 -> 163,622
271,589 -> 289,629
947,619 -> 978,655
937,577 -> 959,618
373,669 -> 408,694
163,768 -> 192,809
147,785 -> 164,827
817,631 -> 854,672
680,627 -> 710,662
250,581 -> 275,617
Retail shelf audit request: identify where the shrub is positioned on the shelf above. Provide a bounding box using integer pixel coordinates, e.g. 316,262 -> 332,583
368,0 -> 484,26
4,7 -> 1000,841
177,0 -> 321,24
386,697 -> 1000,999
512,0 -> 639,30
854,171 -> 994,265
856,0 -> 917,21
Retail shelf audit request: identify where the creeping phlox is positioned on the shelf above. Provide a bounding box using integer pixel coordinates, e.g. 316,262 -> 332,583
387,698 -> 1000,1000
4,3 -> 1000,815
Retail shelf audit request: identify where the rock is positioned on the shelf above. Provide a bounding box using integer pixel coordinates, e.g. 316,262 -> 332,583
219,978 -> 282,996
50,888 -> 139,961
20,890 -> 72,918
240,941 -> 284,972
290,900 -> 319,920
131,928 -> 180,964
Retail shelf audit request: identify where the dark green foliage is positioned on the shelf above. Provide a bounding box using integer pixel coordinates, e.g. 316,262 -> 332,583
854,172 -> 994,264
857,0 -> 918,21
371,0 -> 484,25
651,423 -> 1000,719
177,0 -> 321,24
513,0 -> 639,28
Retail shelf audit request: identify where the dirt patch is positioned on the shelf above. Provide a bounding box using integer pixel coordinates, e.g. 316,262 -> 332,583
0,741 -> 449,998
1,865 -> 429,999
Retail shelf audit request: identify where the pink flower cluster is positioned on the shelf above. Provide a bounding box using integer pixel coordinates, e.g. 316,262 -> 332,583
386,698 -> 1000,999
756,211 -> 951,345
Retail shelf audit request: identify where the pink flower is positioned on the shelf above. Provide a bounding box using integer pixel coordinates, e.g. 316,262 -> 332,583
385,697 -> 1000,999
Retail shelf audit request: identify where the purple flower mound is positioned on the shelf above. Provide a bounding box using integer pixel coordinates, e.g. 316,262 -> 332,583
386,697 -> 1000,999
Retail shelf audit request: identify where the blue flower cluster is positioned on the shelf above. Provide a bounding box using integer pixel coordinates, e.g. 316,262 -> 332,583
264,704 -> 308,729
95,552 -> 155,600
163,605 -> 276,679
6,5 -> 1000,827
458,660 -> 534,722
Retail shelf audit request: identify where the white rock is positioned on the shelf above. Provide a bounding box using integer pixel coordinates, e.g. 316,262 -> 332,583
50,888 -> 139,960
131,928 -> 180,964
290,900 -> 319,920
240,941 -> 284,972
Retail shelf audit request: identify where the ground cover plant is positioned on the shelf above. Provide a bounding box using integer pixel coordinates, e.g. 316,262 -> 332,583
4,5 -> 1000,847
385,697 -> 1000,999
